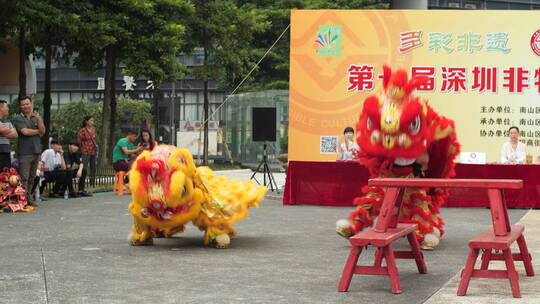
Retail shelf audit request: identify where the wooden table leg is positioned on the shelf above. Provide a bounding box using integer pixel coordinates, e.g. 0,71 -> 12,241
374,247 -> 384,267
384,245 -> 402,294
480,249 -> 492,270
457,248 -> 479,296
406,232 -> 427,274
516,235 -> 535,277
503,248 -> 521,298
338,245 -> 363,292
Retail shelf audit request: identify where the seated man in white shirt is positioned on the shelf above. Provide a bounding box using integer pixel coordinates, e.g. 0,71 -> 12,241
40,140 -> 70,198
501,126 -> 526,164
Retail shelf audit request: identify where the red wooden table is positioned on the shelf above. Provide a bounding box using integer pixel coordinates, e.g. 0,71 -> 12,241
283,161 -> 540,208
337,178 -> 535,297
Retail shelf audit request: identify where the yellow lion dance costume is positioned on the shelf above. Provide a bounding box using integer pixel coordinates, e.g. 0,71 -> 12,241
127,145 -> 267,248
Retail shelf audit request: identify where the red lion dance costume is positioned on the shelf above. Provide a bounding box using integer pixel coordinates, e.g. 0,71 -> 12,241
336,66 -> 460,250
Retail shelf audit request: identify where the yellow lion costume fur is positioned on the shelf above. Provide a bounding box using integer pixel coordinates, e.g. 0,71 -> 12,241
127,145 -> 267,248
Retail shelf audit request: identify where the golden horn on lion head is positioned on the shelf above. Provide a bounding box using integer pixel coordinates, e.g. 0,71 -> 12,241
382,65 -> 427,103
380,103 -> 400,135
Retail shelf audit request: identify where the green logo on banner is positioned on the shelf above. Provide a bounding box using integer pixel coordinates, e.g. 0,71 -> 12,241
315,25 -> 342,57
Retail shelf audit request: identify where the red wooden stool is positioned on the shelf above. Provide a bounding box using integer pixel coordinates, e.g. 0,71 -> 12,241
338,187 -> 427,294
457,186 -> 535,298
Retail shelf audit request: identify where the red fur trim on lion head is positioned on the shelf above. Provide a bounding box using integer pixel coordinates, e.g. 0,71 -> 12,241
136,158 -> 169,187
381,65 -> 428,101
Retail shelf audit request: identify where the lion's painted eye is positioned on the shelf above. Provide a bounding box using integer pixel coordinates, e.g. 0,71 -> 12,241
182,185 -> 188,197
408,116 -> 421,135
367,118 -> 373,130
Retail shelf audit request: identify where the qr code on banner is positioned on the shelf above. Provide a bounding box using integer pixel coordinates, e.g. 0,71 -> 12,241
320,136 -> 338,154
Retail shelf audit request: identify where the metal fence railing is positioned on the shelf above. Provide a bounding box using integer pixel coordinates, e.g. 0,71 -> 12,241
88,167 -> 117,188
41,167 -> 116,194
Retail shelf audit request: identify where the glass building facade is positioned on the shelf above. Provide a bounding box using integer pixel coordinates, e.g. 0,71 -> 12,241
223,90 -> 289,164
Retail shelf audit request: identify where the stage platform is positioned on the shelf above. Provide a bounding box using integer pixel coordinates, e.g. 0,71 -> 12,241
283,161 -> 540,208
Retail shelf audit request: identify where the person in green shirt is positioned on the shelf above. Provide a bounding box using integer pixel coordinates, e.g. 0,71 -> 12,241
112,129 -> 143,172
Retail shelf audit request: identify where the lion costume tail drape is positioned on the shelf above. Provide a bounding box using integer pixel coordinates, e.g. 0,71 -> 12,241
191,166 -> 267,246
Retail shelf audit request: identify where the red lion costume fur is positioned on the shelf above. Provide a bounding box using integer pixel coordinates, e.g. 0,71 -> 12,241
336,66 -> 460,250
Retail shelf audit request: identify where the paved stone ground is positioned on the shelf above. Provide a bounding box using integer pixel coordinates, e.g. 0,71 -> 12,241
0,170 -> 537,304
220,169 -> 286,191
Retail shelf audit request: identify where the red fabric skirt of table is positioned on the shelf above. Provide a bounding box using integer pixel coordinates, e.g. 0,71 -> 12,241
283,161 -> 540,208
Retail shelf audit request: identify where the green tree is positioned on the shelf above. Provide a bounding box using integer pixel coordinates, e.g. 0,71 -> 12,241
28,0 -> 79,149
234,0 -> 307,91
50,98 -> 151,148
183,0 -> 269,165
69,0 -> 193,166
67,1 -> 129,166
115,97 -> 153,134
67,1 -> 141,166
0,0 -> 33,97
122,0 -> 193,141
50,100 -> 102,145
0,1 -> 14,50
1,0 -> 78,149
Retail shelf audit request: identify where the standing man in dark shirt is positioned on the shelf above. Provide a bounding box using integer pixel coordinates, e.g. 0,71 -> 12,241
13,96 -> 46,206
0,100 -> 17,171
64,141 -> 92,197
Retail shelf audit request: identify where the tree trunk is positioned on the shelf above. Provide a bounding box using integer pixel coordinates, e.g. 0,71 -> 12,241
18,26 -> 26,97
42,36 -> 52,149
99,45 -> 116,167
203,47 -> 209,165
153,86 -> 161,141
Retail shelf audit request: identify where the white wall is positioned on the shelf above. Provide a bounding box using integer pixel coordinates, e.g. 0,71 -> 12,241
176,131 -> 218,156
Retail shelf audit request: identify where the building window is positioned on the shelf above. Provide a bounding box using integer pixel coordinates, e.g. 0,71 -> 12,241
71,92 -> 83,102
486,1 -> 508,9
508,3 -> 531,10
59,92 -> 70,105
